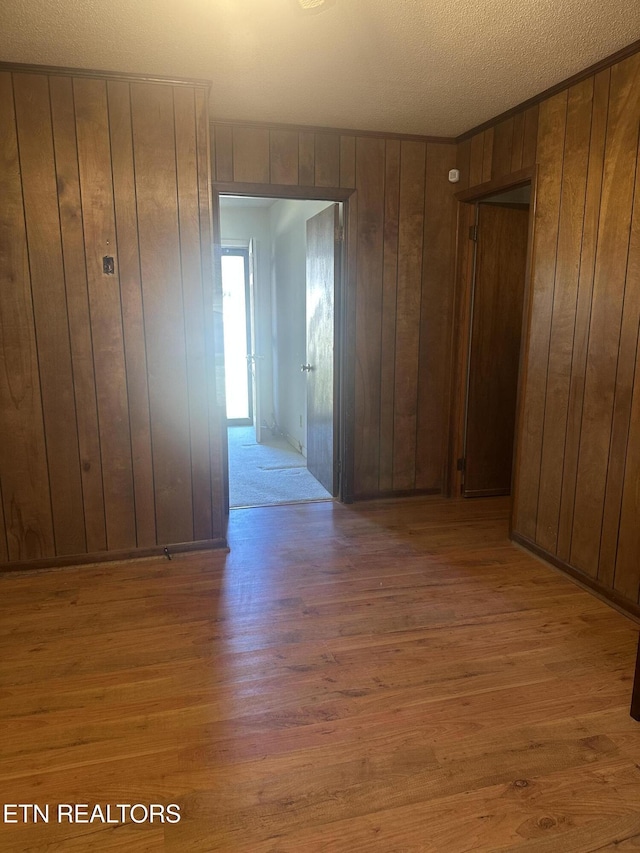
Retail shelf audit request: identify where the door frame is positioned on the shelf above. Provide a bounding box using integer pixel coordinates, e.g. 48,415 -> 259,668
447,167 -> 538,516
212,182 -> 355,513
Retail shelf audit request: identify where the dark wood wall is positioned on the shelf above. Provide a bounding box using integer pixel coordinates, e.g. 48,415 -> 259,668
0,68 -> 225,569
456,50 -> 640,615
211,122 -> 458,498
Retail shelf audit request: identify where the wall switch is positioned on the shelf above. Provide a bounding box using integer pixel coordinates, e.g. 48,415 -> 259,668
103,256 -> 115,275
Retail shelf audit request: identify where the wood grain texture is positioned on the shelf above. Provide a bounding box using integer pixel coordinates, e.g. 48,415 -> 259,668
298,131 -> 315,186
393,141 -> 426,491
535,78 -> 593,553
50,75 -> 108,554
0,72 -> 55,561
512,91 -> 568,540
378,140 -> 400,493
571,54 -> 640,578
314,132 -> 340,187
1,497 -> 640,851
214,124 -> 233,182
269,129 -> 298,185
416,143 -> 457,490
353,137 -> 385,496
339,135 -> 356,188
107,79 -> 157,549
74,76 -> 137,552
232,126 -> 270,184
131,82 -> 194,546
557,69 -> 610,563
13,72 -> 86,556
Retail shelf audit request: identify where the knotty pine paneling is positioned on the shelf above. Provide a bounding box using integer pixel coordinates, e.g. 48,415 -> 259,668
212,122 -> 458,498
504,50 -> 640,614
0,68 -> 224,570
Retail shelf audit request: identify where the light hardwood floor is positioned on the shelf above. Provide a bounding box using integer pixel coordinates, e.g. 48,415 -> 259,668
1,497 -> 640,852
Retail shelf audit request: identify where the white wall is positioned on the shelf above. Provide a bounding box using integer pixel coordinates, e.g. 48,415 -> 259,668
219,205 -> 274,431
268,199 -> 333,455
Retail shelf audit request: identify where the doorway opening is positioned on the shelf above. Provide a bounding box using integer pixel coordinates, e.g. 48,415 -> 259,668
458,182 -> 533,498
218,194 -> 344,509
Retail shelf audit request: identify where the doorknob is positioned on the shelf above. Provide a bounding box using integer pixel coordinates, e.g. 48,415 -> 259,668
301,363 -> 313,372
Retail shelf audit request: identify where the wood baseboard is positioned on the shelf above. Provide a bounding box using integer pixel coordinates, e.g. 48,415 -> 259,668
0,538 -> 229,574
511,531 -> 640,623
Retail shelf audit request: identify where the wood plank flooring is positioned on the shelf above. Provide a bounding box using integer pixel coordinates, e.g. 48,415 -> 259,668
1,497 -> 640,852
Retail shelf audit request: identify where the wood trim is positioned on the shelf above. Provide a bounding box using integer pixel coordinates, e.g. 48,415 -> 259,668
457,38 -> 640,141
212,118 -> 455,146
0,538 -> 228,573
511,531 -> 640,624
214,181 -> 353,200
455,167 -> 534,202
0,61 -> 211,88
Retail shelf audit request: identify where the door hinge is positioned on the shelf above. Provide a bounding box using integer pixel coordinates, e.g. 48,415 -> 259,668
457,457 -> 466,472
335,226 -> 344,243
469,225 -> 478,242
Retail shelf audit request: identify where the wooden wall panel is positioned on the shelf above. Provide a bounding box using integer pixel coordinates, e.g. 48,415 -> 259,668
269,130 -> 298,185
1,68 -> 221,570
131,83 -> 194,546
512,91 -> 568,540
107,80 -> 156,549
535,78 -> 592,554
13,73 -> 86,556
570,54 -> 640,577
416,143 -> 457,490
232,126 -> 270,183
393,141 -> 426,491
212,121 -> 458,497
472,48 -> 640,616
378,140 -> 400,492
353,138 -> 385,495
0,72 -> 55,561
75,77 -> 137,552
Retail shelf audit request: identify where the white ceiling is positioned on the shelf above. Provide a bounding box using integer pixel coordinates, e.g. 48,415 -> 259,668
1,0 -> 639,137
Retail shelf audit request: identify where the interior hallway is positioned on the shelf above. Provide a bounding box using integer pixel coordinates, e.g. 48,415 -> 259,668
1,498 -> 640,851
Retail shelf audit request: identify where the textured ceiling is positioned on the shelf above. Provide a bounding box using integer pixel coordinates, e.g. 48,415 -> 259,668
1,0 -> 639,136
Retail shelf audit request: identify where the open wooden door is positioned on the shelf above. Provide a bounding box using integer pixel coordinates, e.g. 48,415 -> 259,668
304,204 -> 339,496
463,203 -> 529,496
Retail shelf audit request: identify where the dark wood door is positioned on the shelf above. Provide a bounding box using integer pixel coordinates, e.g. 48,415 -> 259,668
305,205 -> 339,495
464,203 -> 529,496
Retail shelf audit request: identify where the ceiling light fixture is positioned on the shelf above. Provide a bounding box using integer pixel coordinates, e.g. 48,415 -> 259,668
296,0 -> 336,14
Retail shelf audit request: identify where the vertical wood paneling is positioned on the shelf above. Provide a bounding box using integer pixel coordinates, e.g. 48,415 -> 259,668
50,76 -> 107,553
74,76 -> 137,551
214,124 -> 233,182
456,138 -> 471,191
131,82 -> 194,545
0,72 -> 55,561
340,135 -> 356,188
298,131 -> 315,186
314,133 -> 340,187
393,141 -> 426,491
173,86 -> 214,543
353,137 -> 385,495
469,133 -> 484,186
570,54 -> 640,577
535,78 -> 593,554
232,126 -> 270,183
196,89 -> 225,539
13,73 -> 86,556
510,111 -> 525,172
378,139 -> 400,492
107,80 -> 157,549
491,117 -> 514,179
522,106 -> 539,168
416,143 -> 456,489
557,69 -> 610,561
481,128 -> 494,182
601,134 -> 640,592
269,129 -> 298,185
512,91 -> 568,539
